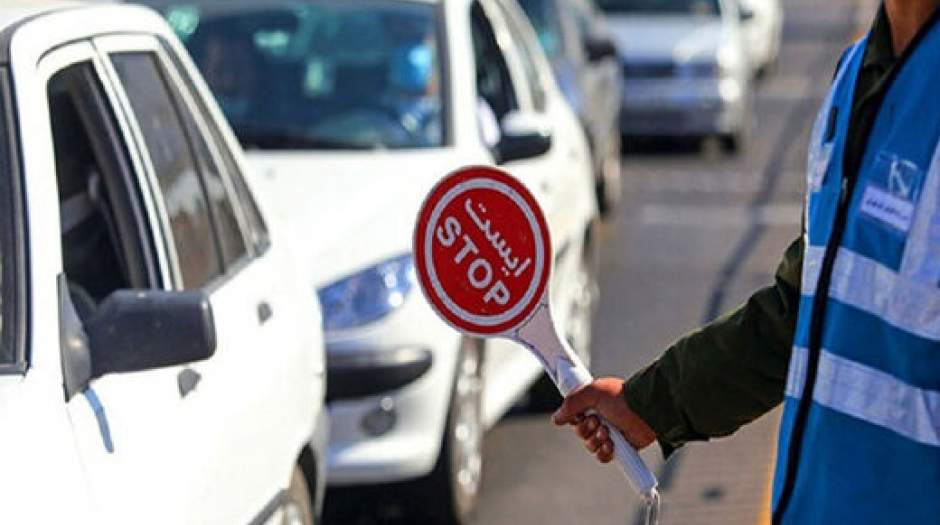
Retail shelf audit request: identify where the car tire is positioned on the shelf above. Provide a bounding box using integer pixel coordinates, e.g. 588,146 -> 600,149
720,132 -> 743,154
596,131 -> 623,218
721,109 -> 754,155
419,338 -> 485,525
282,466 -> 314,525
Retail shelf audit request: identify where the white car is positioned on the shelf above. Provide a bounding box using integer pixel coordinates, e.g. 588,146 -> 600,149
739,0 -> 784,75
0,3 -> 327,524
599,0 -> 754,151
150,0 -> 600,522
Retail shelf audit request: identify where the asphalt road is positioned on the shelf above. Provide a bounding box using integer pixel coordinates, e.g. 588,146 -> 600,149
474,0 -> 865,524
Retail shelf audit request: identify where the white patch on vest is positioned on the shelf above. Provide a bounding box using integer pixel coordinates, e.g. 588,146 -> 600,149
860,185 -> 915,233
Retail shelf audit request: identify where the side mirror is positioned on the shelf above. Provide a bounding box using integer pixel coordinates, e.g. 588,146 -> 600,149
739,6 -> 755,22
585,36 -> 618,62
497,111 -> 553,164
85,290 -> 216,378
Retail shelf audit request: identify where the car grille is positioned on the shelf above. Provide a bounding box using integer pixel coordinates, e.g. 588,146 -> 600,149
623,61 -> 676,79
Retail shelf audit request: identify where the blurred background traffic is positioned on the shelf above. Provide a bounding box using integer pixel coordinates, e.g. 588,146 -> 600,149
2,0 -> 875,522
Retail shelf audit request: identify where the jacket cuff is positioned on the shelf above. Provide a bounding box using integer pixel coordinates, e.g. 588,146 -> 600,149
623,361 -> 696,459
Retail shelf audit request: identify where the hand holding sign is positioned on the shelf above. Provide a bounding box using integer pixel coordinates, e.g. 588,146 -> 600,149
414,166 -> 660,513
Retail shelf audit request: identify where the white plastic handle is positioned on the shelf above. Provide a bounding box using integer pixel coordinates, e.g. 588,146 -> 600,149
555,357 -> 659,499
598,410 -> 659,497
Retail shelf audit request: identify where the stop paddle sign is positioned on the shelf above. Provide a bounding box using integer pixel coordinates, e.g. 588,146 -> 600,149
414,166 -> 659,502
414,166 -> 550,336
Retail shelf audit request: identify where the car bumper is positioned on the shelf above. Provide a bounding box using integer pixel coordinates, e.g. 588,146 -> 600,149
620,77 -> 747,136
324,298 -> 462,486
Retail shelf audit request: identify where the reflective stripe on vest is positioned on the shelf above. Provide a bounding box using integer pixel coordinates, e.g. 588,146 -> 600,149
786,347 -> 940,447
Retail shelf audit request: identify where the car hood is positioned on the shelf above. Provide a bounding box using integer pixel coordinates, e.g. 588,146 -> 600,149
606,15 -> 728,62
246,148 -> 478,287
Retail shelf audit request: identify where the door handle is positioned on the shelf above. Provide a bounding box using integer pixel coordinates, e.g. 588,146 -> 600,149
257,301 -> 273,324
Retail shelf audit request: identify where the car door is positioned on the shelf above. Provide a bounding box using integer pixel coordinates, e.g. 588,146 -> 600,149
471,0 -> 591,407
568,0 -> 620,151
483,0 -> 591,250
93,33 -> 315,523
0,51 -> 101,522
481,0 -> 592,291
27,41 -> 198,523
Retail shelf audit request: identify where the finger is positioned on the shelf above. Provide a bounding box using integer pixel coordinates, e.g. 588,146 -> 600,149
585,434 -> 603,453
594,424 -> 609,443
596,442 -> 614,463
576,416 -> 600,439
553,384 -> 601,425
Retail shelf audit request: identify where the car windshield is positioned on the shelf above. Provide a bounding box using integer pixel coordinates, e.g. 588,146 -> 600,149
161,1 -> 445,150
595,0 -> 721,16
518,0 -> 565,58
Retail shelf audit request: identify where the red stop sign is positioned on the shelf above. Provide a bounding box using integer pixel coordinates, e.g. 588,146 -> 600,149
414,166 -> 552,336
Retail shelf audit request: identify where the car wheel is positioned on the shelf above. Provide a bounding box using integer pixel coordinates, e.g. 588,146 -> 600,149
596,131 -> 623,218
720,132 -> 743,154
282,466 -> 314,525
421,338 -> 485,525
721,109 -> 754,155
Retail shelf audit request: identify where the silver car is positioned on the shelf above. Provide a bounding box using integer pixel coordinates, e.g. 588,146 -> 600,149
599,0 -> 753,151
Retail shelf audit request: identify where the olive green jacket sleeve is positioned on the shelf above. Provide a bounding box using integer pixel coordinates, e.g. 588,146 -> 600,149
624,236 -> 803,457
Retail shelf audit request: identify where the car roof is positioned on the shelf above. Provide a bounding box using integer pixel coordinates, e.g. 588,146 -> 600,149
0,1 -> 83,33
0,1 -> 174,65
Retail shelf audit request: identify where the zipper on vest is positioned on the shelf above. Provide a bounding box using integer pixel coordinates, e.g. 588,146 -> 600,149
772,10 -> 940,523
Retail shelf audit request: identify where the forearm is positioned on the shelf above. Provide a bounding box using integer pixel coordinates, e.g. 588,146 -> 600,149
625,236 -> 803,456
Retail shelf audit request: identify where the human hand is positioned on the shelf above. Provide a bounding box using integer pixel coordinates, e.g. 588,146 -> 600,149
552,377 -> 656,463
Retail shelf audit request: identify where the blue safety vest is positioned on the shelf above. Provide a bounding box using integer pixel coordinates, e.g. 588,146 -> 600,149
771,16 -> 940,524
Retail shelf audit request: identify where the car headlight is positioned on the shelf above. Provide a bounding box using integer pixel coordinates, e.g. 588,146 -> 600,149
318,254 -> 415,332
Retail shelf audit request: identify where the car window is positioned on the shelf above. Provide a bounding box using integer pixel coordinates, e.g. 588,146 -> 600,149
492,1 -> 548,112
160,0 -> 446,150
471,2 -> 519,121
568,1 -> 593,43
162,68 -> 248,267
0,74 -> 15,366
159,41 -> 269,253
49,61 -> 157,317
595,0 -> 721,16
519,0 -> 565,59
110,52 -> 224,289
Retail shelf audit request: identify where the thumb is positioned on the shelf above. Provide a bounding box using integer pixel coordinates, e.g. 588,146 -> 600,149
552,384 -> 600,426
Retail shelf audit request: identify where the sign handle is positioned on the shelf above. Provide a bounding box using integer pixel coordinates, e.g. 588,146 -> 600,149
555,357 -> 659,499
516,304 -> 659,500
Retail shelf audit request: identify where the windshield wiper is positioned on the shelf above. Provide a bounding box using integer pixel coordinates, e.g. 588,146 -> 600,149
234,125 -> 378,151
